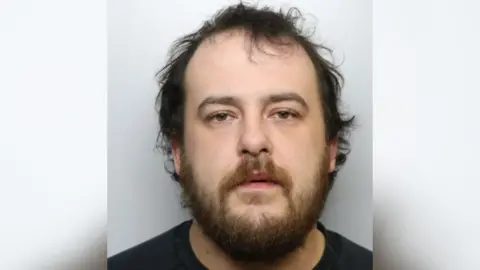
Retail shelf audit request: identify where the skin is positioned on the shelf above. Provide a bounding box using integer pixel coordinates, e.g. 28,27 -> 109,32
172,29 -> 338,270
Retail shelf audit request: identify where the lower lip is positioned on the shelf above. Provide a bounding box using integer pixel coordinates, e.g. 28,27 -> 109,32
239,182 -> 278,189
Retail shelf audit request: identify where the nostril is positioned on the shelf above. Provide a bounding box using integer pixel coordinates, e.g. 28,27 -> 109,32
240,147 -> 269,156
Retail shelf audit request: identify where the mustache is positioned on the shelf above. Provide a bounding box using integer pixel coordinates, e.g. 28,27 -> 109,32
219,156 -> 293,193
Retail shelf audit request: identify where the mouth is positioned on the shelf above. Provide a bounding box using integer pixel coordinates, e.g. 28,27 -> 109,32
241,181 -> 278,188
238,171 -> 280,189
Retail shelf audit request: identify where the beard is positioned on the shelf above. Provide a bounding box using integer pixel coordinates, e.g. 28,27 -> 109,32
178,151 -> 331,264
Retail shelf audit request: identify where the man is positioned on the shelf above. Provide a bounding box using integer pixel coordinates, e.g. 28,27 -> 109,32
109,3 -> 372,270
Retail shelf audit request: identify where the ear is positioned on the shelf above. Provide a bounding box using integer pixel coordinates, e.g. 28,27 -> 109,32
171,138 -> 182,175
328,138 -> 338,173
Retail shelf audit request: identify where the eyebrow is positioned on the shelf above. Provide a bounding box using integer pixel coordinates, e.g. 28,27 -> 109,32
197,92 -> 309,113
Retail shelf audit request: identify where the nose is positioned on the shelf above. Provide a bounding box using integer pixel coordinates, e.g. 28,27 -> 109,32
237,118 -> 272,156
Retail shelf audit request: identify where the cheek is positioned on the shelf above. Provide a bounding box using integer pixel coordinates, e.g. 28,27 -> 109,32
271,131 -> 325,190
184,128 -> 238,193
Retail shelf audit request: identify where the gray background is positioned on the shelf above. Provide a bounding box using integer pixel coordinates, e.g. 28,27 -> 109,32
108,0 -> 372,257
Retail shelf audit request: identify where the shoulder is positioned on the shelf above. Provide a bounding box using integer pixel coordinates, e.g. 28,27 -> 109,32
325,229 -> 373,270
108,221 -> 189,270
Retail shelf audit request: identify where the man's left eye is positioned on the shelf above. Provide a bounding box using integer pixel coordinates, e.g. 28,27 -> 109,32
274,110 -> 298,119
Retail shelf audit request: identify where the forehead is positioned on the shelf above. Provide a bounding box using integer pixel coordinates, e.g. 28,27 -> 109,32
184,30 -> 319,104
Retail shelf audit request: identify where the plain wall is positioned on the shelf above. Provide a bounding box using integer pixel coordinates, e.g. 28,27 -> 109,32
108,0 -> 372,256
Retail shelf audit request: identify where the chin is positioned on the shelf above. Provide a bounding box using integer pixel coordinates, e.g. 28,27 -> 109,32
228,203 -> 289,223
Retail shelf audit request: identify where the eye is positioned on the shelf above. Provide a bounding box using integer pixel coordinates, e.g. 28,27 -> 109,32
207,112 -> 234,123
272,110 -> 299,120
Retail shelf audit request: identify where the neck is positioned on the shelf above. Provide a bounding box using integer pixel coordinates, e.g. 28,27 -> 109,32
189,220 -> 326,270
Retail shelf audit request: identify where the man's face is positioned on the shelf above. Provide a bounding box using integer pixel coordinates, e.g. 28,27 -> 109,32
173,30 -> 337,262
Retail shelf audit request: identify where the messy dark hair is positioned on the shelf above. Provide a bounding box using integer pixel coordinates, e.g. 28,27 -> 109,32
155,2 -> 355,189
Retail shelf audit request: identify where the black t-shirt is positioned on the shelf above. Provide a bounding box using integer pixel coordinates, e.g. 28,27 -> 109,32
108,220 -> 372,270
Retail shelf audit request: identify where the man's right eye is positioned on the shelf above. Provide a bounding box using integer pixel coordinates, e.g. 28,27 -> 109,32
207,112 -> 233,123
